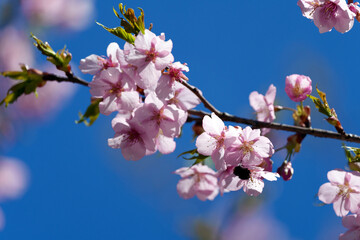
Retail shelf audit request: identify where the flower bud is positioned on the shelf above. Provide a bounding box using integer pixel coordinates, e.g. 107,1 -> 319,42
277,161 -> 294,181
285,74 -> 312,102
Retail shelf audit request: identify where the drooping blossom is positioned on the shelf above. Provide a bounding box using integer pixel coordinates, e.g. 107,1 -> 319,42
79,43 -> 120,75
340,213 -> 360,240
125,29 -> 174,90
174,164 -> 219,201
21,0 -> 94,30
277,161 -> 294,181
195,113 -> 238,171
219,166 -> 279,197
285,74 -> 312,102
89,68 -> 140,115
318,169 -> 360,217
249,84 -> 276,135
297,0 -> 355,33
108,116 -> 156,161
225,126 -> 274,169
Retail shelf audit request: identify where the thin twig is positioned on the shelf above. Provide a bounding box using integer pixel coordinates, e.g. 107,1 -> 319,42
43,72 -> 89,87
187,109 -> 360,144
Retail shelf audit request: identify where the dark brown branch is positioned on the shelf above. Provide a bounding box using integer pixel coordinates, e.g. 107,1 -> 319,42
42,72 -> 89,87
188,109 -> 360,144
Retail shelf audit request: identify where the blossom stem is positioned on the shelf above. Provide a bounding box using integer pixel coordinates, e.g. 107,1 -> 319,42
274,105 -> 296,112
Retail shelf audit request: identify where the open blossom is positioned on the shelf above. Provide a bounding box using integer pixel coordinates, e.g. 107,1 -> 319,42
174,165 -> 219,201
156,62 -> 189,99
133,92 -> 187,138
195,113 -> 238,171
89,68 -> 140,115
166,81 -> 201,111
340,213 -> 360,240
318,170 -> 360,217
225,126 -> 274,169
108,116 -> 156,161
297,0 -> 355,33
249,84 -> 276,135
219,166 -> 279,197
79,42 -> 120,75
125,29 -> 174,90
285,74 -> 312,102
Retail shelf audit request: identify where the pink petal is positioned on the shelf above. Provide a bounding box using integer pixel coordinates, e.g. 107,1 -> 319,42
318,182 -> 339,204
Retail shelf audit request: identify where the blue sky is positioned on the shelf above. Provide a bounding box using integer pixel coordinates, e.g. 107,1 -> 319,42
2,0 -> 360,239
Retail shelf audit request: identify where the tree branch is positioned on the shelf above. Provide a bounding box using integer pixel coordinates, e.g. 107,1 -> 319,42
187,109 -> 360,144
42,72 -> 89,87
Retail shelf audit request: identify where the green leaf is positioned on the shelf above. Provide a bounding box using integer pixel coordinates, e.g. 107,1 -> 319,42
96,22 -> 135,44
76,98 -> 102,126
177,148 -> 210,166
31,34 -> 72,72
308,95 -> 332,117
1,66 -> 45,107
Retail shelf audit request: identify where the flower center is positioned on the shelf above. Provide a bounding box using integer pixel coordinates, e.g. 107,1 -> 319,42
145,46 -> 158,63
241,141 -> 254,154
322,1 -> 337,19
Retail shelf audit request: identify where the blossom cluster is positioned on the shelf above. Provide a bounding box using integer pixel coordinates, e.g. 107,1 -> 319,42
175,113 -> 279,200
80,29 -> 201,161
318,169 -> 360,239
298,0 -> 360,33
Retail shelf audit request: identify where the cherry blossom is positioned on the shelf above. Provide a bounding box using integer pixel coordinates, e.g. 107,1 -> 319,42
340,213 -> 360,240
166,81 -> 201,111
174,164 -> 219,201
79,42 -> 120,75
132,92 -> 186,138
195,113 -> 238,171
249,84 -> 276,135
156,62 -> 189,99
219,166 -> 279,197
225,126 -> 274,169
108,116 -> 156,161
297,0 -> 355,33
89,68 -> 140,115
125,29 -> 174,90
285,74 -> 312,102
318,169 -> 360,217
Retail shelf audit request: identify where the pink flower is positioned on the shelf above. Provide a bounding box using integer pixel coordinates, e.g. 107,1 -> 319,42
318,170 -> 360,217
297,0 -> 355,33
174,164 -> 219,201
249,84 -> 276,135
133,92 -> 186,138
126,30 -> 174,90
155,62 -> 189,99
108,116 -> 156,161
89,68 -> 140,115
340,213 -> 360,240
166,81 -> 201,111
79,42 -> 120,75
225,126 -> 274,169
219,166 -> 279,197
195,113 -> 238,171
285,74 -> 312,102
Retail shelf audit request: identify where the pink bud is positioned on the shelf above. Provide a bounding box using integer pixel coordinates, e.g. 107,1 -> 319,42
285,74 -> 312,102
277,161 -> 294,181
